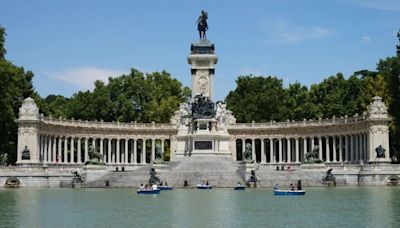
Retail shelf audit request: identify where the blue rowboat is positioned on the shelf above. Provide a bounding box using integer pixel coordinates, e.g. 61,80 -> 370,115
273,189 -> 305,195
159,186 -> 174,190
197,184 -> 212,189
137,189 -> 160,194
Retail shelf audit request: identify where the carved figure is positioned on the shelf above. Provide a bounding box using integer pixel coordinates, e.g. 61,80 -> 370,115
179,103 -> 191,126
304,145 -> 322,163
376,145 -> 386,158
22,146 -> 30,160
215,101 -> 236,130
322,168 -> 336,182
196,10 -> 208,39
149,168 -> 160,185
0,153 -> 8,166
155,143 -> 163,161
243,143 -> 252,161
191,94 -> 215,119
71,169 -> 82,183
85,145 -> 104,165
198,77 -> 208,94
248,169 -> 257,182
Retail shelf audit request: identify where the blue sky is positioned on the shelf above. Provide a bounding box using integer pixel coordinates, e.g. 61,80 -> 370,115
1,0 -> 399,101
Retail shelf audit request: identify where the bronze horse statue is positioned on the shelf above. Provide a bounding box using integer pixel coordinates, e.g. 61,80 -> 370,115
197,10 -> 208,39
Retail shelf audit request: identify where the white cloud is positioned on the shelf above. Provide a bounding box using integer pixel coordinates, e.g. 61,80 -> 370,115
362,36 -> 371,43
346,0 -> 400,10
46,67 -> 125,90
263,19 -> 335,44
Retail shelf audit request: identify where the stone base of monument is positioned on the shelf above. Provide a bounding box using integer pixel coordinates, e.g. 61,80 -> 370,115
300,163 -> 326,170
322,180 -> 337,186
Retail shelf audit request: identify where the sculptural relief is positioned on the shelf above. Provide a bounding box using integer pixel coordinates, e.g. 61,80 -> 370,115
198,76 -> 208,94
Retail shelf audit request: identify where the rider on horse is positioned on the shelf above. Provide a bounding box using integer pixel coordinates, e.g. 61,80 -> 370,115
197,10 -> 208,39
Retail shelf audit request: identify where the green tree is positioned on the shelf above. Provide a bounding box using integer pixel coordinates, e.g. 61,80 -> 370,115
0,26 -> 36,164
377,56 -> 400,160
225,75 -> 287,122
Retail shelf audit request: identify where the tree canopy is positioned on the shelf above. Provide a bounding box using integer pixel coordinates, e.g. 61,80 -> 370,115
44,69 -> 191,123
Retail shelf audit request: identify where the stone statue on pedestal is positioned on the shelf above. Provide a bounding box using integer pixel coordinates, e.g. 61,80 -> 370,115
85,145 -> 104,165
243,143 -> 253,162
322,168 -> 336,182
376,145 -> 386,158
304,146 -> 322,163
21,146 -> 30,160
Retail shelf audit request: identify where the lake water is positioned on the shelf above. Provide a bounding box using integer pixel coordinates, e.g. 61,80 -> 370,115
0,187 -> 399,228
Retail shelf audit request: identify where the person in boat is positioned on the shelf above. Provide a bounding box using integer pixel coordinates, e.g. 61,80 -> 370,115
152,184 -> 158,190
160,181 -> 163,186
274,184 -> 279,190
290,183 -> 295,191
140,183 -> 144,189
165,181 -> 168,186
206,180 -> 209,186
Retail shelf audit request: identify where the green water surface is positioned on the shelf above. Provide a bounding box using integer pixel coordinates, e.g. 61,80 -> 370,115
0,187 -> 399,228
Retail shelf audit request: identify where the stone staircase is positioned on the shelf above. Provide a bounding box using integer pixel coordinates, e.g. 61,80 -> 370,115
158,156 -> 245,187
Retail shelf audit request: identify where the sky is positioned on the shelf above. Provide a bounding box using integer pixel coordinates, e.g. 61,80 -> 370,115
1,0 -> 399,101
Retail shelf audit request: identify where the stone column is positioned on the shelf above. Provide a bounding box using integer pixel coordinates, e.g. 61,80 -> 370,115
85,138 -> 89,163
161,139 -> 165,161
356,134 -> 360,162
52,136 -> 56,163
133,139 -> 137,164
64,136 -> 68,163
151,139 -> 155,162
44,136 -> 48,163
295,137 -> 299,163
350,134 -> 354,163
125,139 -> 128,164
287,138 -> 291,163
278,138 -> 282,163
311,137 -> 315,151
345,135 -> 349,162
363,133 -> 367,161
116,138 -> 120,164
339,135 -> 343,162
251,138 -> 255,162
269,138 -> 274,163
303,137 -> 307,161
333,136 -> 337,162
70,137 -> 75,163
99,138 -> 104,162
108,139 -> 112,164
242,139 -> 246,160
142,139 -> 146,164
318,136 -> 323,160
57,136 -> 62,163
77,138 -> 81,164
261,138 -> 266,164
326,136 -> 330,162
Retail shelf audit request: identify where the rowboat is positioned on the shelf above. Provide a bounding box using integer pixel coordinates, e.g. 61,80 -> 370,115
137,189 -> 161,194
273,189 -> 305,195
159,186 -> 174,190
197,184 -> 212,189
234,184 -> 246,190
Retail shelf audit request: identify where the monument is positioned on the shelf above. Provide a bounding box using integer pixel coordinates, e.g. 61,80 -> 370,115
172,11 -> 236,158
